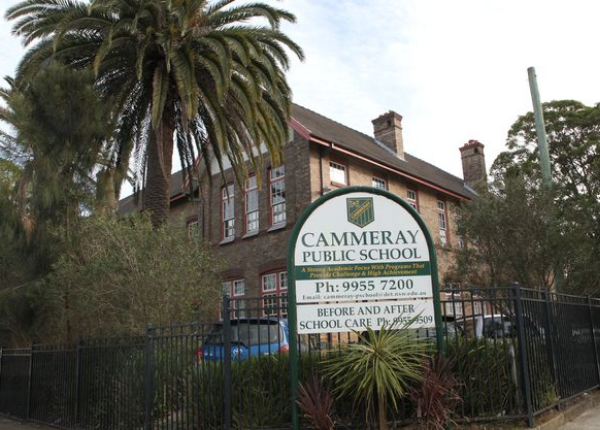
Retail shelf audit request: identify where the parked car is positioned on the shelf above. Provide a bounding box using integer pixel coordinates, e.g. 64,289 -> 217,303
358,316 -> 464,343
411,316 -> 465,341
459,314 -> 543,339
195,318 -> 297,362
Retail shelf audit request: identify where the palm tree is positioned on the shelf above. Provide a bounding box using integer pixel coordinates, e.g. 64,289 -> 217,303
7,0 -> 303,226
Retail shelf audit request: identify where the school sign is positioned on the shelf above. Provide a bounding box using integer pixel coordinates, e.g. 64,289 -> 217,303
287,186 -> 443,430
288,187 -> 442,335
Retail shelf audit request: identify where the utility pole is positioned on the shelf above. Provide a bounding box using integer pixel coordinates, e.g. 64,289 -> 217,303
527,67 -> 562,291
527,67 -> 553,189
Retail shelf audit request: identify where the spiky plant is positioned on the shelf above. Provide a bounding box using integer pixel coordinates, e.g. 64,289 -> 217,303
410,354 -> 461,430
297,374 -> 335,430
325,322 -> 428,430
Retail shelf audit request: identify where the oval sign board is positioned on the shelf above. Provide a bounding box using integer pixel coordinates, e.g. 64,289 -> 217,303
287,186 -> 442,335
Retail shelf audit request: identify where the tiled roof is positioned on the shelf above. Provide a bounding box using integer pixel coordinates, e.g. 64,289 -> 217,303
118,104 -> 474,212
291,104 -> 474,199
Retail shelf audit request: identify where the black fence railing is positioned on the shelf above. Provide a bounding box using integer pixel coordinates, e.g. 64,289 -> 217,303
0,286 -> 599,429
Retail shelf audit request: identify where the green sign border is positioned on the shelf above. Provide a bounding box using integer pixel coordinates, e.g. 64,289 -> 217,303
287,186 -> 444,430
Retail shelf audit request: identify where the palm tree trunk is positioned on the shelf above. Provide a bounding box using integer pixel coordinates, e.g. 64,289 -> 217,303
144,118 -> 174,227
96,168 -> 118,215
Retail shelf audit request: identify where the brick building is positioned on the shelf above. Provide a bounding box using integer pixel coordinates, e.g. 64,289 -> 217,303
120,104 -> 486,308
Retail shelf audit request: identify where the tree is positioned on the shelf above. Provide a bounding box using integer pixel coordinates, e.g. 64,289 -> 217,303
29,214 -> 223,342
7,0 -> 304,227
0,67 -> 119,344
454,176 -> 561,289
493,100 -> 600,222
455,100 -> 600,294
0,157 -> 37,346
0,65 -> 119,244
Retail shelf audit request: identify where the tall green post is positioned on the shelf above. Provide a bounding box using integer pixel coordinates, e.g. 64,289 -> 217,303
527,67 -> 552,190
527,67 -> 563,291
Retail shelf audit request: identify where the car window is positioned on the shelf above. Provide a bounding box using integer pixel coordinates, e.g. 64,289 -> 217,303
205,323 -> 283,347
412,323 -> 460,339
483,317 -> 514,338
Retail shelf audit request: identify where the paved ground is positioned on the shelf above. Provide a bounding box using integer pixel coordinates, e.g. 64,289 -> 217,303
3,405 -> 600,430
557,402 -> 600,430
0,417 -> 53,430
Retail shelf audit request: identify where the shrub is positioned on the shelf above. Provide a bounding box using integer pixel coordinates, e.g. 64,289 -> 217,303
31,214 -> 223,342
446,338 -> 518,417
324,324 -> 428,430
297,374 -> 335,430
410,354 -> 461,430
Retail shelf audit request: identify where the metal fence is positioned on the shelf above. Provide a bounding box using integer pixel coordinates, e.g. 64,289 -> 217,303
0,286 -> 599,429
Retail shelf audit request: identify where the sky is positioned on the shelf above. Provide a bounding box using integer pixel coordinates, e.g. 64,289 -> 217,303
2,0 -> 600,182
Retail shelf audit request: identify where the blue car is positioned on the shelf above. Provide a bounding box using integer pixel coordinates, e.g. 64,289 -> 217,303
196,318 -> 292,362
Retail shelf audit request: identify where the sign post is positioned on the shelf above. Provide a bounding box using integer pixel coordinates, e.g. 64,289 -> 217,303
287,186 -> 443,430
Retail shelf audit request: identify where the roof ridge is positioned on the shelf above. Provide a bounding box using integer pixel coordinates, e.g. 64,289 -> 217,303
372,137 -> 405,161
293,103 -> 467,184
404,152 -> 465,183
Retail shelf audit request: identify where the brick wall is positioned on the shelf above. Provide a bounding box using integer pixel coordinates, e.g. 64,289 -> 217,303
172,133 -> 464,294
189,130 -> 313,296
308,144 -> 462,283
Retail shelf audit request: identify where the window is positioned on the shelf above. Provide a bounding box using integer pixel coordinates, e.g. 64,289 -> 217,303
244,175 -> 259,234
269,166 -> 286,226
262,270 -> 288,317
233,279 -> 245,296
223,279 -> 246,317
437,200 -> 448,246
406,189 -> 418,211
330,162 -> 347,185
372,177 -> 387,190
187,218 -> 199,238
445,301 -> 464,319
222,184 -> 235,240
458,235 -> 465,249
222,279 -> 245,297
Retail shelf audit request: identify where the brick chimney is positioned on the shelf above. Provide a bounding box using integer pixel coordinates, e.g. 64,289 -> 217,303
372,111 -> 405,160
460,140 -> 487,188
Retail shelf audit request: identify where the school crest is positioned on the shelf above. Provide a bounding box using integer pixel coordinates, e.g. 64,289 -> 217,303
347,198 -> 374,228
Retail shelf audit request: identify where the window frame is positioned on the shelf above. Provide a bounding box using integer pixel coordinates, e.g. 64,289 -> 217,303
186,217 -> 200,239
372,176 -> 387,190
406,188 -> 419,212
269,166 -> 286,227
221,183 -> 235,241
329,161 -> 348,186
244,174 -> 259,234
261,270 -> 288,317
223,278 -> 246,318
437,199 -> 449,246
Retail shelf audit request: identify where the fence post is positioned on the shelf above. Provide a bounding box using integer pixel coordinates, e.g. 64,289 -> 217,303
541,290 -> 558,387
74,338 -> 82,426
26,343 -> 33,420
222,295 -> 232,430
587,297 -> 600,385
143,325 -> 155,430
0,346 -> 3,401
513,285 -> 534,428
